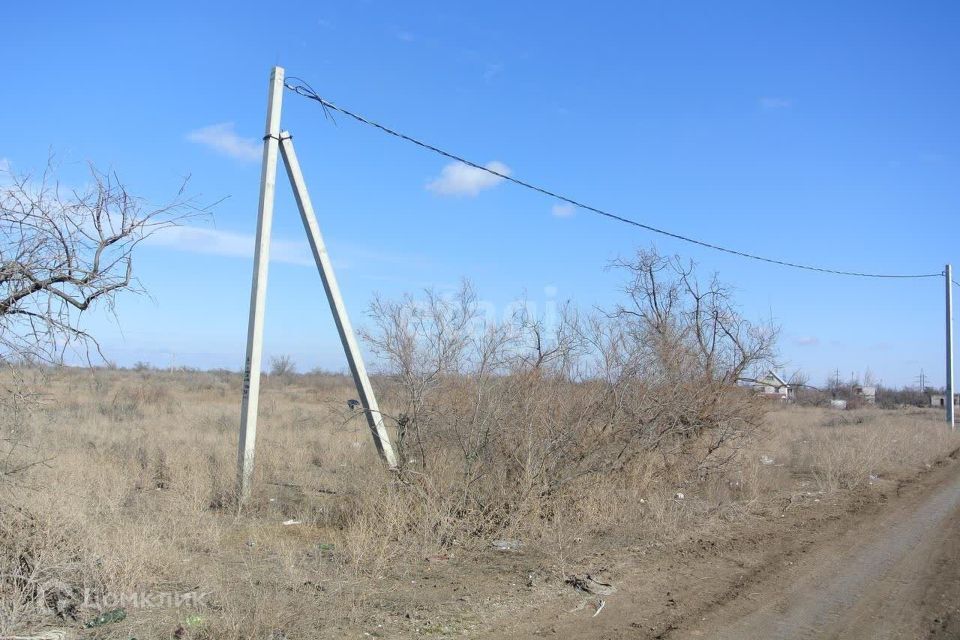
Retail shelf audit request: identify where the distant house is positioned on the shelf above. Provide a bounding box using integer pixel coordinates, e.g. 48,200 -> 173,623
930,393 -> 960,408
754,370 -> 790,401
853,385 -> 876,404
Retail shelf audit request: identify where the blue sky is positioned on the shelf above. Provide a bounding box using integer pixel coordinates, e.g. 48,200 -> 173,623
2,1 -> 958,387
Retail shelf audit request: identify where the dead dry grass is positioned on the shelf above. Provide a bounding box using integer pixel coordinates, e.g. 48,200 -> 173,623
1,367 -> 958,639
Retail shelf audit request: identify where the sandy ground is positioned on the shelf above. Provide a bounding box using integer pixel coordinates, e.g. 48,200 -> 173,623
490,449 -> 960,639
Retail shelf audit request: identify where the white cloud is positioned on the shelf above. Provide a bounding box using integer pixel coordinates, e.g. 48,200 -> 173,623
0,158 -> 10,172
760,97 -> 793,110
426,161 -> 510,197
551,202 -> 575,218
145,226 -> 313,266
794,336 -> 820,347
186,123 -> 260,162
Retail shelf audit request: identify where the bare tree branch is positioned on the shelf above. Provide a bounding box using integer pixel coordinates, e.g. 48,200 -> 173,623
0,159 -> 209,364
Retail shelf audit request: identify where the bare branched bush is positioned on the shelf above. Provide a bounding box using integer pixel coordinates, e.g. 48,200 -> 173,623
0,504 -> 102,632
269,354 -> 297,378
362,249 -> 779,540
614,250 -> 779,471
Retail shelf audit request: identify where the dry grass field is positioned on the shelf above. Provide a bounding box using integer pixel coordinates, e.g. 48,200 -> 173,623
2,365 -> 958,639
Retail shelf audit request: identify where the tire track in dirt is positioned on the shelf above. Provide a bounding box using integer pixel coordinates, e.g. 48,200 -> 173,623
674,462 -> 960,639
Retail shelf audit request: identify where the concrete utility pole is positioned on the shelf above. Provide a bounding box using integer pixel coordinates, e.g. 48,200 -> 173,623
236,67 -> 399,503
237,66 -> 284,502
947,264 -> 955,429
278,132 -> 398,468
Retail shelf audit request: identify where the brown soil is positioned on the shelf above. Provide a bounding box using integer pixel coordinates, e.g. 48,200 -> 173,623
483,450 -> 960,639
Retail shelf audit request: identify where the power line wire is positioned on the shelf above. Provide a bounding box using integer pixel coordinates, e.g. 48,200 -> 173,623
285,77 -> 944,281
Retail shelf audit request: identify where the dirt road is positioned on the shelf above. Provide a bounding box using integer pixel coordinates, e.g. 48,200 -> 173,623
499,456 -> 960,639
677,464 -> 960,639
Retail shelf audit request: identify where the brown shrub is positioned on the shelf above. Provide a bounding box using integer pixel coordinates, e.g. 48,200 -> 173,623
361,249 -> 777,542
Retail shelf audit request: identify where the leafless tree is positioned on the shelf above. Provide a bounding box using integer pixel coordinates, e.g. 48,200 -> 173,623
361,281 -> 486,467
1,160 -> 204,364
269,354 -> 297,378
606,249 -> 779,474
788,369 -> 810,388
611,250 -> 778,384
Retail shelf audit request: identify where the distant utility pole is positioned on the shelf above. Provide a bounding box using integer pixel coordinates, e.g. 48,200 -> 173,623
947,264 -> 955,429
236,66 -> 398,503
